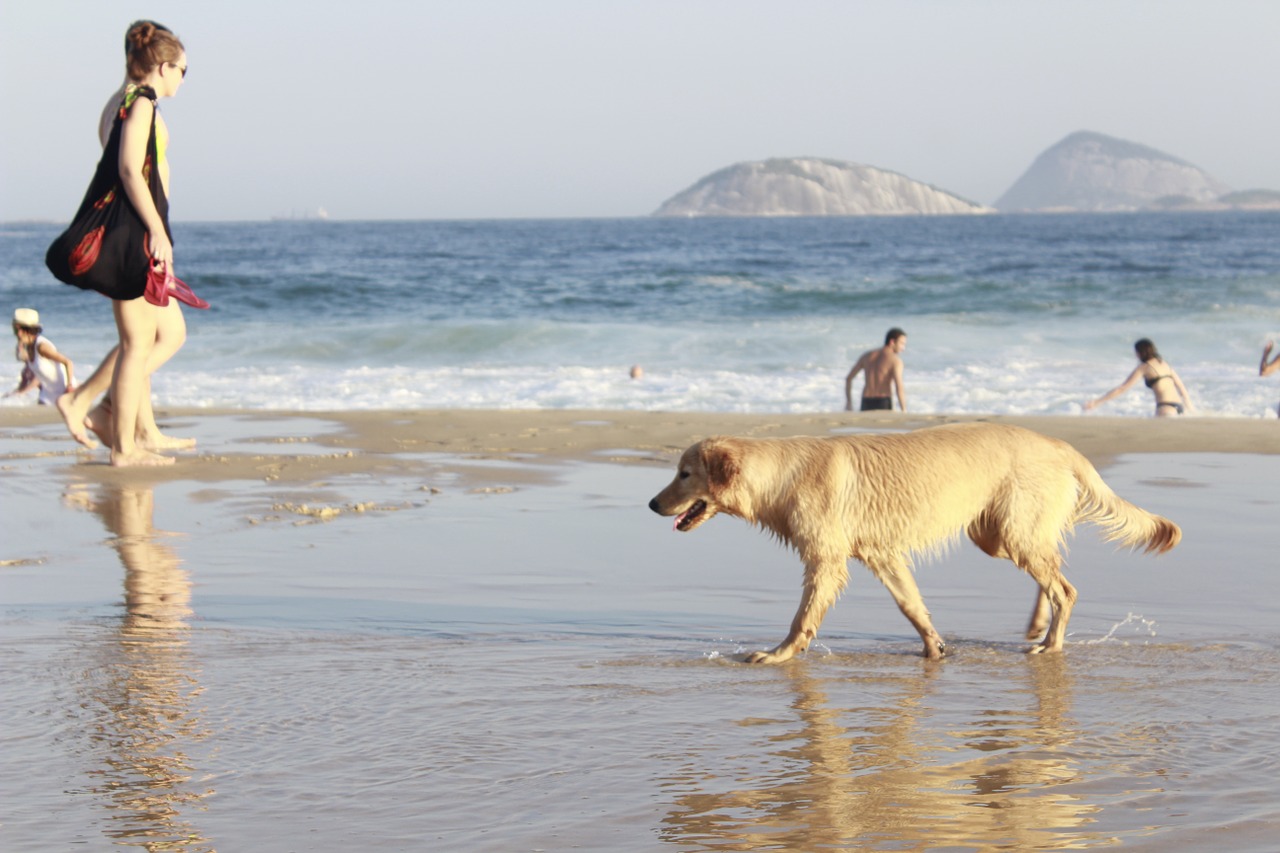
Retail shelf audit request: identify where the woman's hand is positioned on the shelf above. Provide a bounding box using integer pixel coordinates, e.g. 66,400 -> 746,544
149,231 -> 174,271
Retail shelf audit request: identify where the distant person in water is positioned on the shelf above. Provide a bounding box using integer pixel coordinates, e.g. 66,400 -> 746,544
1085,338 -> 1193,417
845,328 -> 907,412
8,309 -> 77,405
1261,341 -> 1280,417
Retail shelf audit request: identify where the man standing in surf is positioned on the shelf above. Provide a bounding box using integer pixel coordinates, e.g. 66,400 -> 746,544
844,328 -> 908,412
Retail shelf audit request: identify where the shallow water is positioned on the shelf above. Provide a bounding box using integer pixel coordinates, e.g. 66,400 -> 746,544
2,424 -> 1279,851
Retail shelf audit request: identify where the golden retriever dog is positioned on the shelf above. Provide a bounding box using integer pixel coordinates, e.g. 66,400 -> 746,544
649,423 -> 1180,663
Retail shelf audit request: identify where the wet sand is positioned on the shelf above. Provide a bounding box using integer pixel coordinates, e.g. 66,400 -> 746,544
2,405 -> 1277,482
2,408 -> 1278,851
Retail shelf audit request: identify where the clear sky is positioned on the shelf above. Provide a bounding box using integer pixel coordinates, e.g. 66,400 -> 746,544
3,0 -> 1277,221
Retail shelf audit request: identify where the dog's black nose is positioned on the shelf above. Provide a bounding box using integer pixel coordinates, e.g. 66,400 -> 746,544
648,498 -> 661,514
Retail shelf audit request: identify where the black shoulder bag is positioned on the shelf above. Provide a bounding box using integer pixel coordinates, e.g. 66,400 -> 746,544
46,86 -> 171,302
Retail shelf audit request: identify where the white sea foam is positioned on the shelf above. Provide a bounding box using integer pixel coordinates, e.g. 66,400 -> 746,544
94,358 -> 1270,418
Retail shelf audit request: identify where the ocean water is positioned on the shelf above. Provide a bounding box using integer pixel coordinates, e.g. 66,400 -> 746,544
3,212 -> 1279,416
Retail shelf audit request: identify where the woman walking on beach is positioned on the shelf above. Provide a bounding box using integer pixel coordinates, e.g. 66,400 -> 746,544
1085,338 -> 1193,417
52,21 -> 191,466
55,21 -> 196,457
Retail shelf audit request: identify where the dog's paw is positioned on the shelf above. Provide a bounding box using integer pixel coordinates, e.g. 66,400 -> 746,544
918,633 -> 947,660
744,647 -> 796,664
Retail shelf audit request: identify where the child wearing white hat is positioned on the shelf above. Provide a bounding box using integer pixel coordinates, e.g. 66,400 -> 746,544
8,309 -> 77,405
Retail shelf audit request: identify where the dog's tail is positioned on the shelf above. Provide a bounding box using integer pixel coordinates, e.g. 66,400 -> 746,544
1072,455 -> 1181,554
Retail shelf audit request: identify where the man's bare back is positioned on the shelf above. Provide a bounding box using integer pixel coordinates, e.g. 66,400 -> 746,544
844,330 -> 907,411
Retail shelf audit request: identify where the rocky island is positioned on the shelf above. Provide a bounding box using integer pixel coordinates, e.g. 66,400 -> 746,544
995,130 -> 1231,212
652,157 -> 991,217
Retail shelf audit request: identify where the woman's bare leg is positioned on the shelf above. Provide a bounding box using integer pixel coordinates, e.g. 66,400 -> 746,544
61,302 -> 194,452
110,298 -> 172,467
56,346 -> 118,449
134,301 -> 194,451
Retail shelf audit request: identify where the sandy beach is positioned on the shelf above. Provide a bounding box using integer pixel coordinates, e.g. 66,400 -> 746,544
3,407 -> 1279,851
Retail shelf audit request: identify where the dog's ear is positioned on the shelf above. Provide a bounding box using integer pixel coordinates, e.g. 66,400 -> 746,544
701,439 -> 739,495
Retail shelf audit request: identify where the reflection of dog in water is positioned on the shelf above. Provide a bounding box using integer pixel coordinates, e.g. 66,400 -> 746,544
659,656 -> 1087,849
649,423 -> 1180,663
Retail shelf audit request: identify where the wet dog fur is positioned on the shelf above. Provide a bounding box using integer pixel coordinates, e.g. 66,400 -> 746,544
648,423 -> 1180,663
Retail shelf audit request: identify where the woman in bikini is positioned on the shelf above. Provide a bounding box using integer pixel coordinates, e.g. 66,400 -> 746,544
1085,338 -> 1194,417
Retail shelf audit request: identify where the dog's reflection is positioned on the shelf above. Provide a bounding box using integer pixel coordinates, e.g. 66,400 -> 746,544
64,482 -> 214,852
660,654 -> 1099,850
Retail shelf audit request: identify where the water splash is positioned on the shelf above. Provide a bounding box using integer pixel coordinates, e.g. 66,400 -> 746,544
1078,612 -> 1159,645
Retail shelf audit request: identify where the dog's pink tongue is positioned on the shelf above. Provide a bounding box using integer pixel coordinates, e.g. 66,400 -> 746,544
673,510 -> 688,531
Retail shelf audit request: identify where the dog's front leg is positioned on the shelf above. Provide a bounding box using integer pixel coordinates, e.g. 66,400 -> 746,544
869,556 -> 947,660
745,557 -> 846,664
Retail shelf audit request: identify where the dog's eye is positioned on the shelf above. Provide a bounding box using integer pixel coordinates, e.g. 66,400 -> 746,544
679,470 -> 691,479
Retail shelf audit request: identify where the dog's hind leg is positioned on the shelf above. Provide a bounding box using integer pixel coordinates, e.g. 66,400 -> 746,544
745,558 -> 847,664
1022,555 -> 1077,654
868,556 -> 947,660
1025,590 -> 1052,641
970,514 -> 1049,641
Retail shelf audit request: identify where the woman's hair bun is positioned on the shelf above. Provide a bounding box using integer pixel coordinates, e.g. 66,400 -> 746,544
127,20 -> 157,48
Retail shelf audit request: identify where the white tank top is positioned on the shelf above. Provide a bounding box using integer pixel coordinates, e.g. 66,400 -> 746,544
21,335 -> 68,405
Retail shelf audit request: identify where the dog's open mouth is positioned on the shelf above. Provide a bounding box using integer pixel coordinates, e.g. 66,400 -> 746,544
674,500 -> 708,531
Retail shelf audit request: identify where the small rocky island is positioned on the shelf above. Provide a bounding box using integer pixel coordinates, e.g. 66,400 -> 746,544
652,157 -> 991,217
995,130 -> 1232,212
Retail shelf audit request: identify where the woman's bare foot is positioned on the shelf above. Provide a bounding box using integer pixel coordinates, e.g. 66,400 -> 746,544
138,431 -> 197,452
110,447 -> 176,468
87,399 -> 194,451
70,396 -> 195,453
56,392 -> 100,450
85,401 -> 115,448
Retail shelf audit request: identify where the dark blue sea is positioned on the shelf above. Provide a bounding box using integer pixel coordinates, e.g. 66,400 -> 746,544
3,212 -> 1278,415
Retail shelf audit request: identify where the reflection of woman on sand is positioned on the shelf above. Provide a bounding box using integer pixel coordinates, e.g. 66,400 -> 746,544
1085,338 -> 1194,417
64,482 -> 213,851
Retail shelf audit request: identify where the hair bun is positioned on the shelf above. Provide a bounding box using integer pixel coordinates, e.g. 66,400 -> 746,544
128,21 -> 157,48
